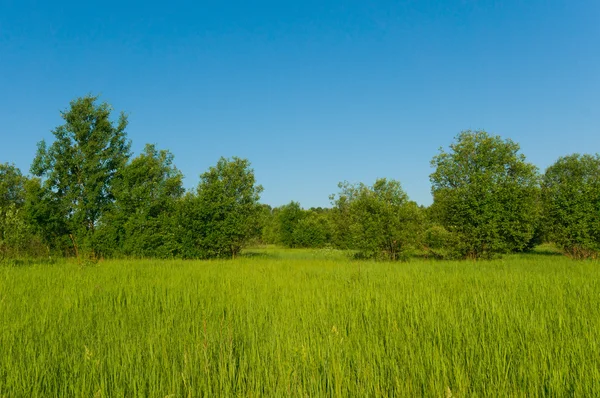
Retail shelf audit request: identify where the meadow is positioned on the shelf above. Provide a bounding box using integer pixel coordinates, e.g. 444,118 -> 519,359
1,247 -> 599,397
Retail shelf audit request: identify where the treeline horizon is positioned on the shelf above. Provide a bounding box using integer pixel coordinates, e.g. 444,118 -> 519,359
1,95 -> 599,262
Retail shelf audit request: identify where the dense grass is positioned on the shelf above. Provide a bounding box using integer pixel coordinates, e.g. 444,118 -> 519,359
1,248 -> 599,397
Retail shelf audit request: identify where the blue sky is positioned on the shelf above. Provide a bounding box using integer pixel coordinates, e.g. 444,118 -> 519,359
1,0 -> 598,208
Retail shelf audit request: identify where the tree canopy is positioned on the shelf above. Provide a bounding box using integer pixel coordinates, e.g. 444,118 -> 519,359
332,178 -> 423,260
430,130 -> 540,258
542,154 -> 600,259
178,157 -> 263,259
31,95 -> 131,258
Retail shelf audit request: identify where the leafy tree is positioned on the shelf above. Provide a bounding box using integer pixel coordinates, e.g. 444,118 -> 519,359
23,177 -> 69,254
252,204 -> 274,245
430,130 -> 540,258
542,154 -> 600,259
96,144 -> 184,258
291,209 -> 333,248
332,178 -> 423,260
178,157 -> 263,259
277,201 -> 305,247
31,95 -> 131,258
0,164 -> 27,259
329,192 -> 353,250
0,164 -> 46,259
0,163 -> 26,211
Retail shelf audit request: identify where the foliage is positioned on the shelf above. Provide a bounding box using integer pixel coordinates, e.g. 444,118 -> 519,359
422,224 -> 461,259
23,177 -> 70,255
291,209 -> 333,248
333,178 -> 423,260
430,130 -> 540,259
542,153 -> 600,259
178,157 -> 263,259
96,144 -> 185,258
0,204 -> 29,260
0,163 -> 26,210
3,95 -> 599,262
0,164 -> 46,259
258,205 -> 280,245
276,201 -> 305,247
0,164 -> 27,257
31,95 -> 131,258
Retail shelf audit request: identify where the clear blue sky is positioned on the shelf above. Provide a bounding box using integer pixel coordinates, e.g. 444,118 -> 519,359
1,0 -> 599,208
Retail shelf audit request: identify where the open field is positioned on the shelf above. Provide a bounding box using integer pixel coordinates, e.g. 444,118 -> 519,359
1,248 -> 599,396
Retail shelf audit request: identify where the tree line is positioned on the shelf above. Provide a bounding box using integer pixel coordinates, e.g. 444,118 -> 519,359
1,96 -> 599,261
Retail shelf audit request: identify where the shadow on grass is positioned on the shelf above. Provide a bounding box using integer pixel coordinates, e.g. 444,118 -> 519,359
524,249 -> 563,257
239,251 -> 280,260
0,257 -> 60,267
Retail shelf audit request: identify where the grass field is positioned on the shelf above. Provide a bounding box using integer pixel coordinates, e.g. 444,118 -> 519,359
1,247 -> 599,397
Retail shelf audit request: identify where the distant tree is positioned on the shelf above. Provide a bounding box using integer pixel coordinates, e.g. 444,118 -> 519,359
0,163 -> 26,211
31,95 -> 131,258
0,164 -> 46,259
542,154 -> 600,259
23,177 -> 69,254
332,178 -> 423,260
178,157 -> 263,259
329,192 -> 353,250
430,130 -> 540,259
292,209 -> 333,248
0,164 -> 27,259
96,144 -> 185,258
250,204 -> 273,245
258,205 -> 280,245
277,201 -> 305,247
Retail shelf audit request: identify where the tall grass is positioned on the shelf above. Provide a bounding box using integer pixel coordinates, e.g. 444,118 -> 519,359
1,250 -> 599,396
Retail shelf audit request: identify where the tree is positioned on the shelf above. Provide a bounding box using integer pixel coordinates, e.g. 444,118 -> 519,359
430,130 -> 540,258
0,164 -> 46,259
332,178 -> 423,260
292,209 -> 333,248
277,201 -> 305,247
96,144 -> 184,258
31,95 -> 131,258
0,163 -> 26,211
179,157 -> 263,259
0,164 -> 27,259
542,154 -> 600,259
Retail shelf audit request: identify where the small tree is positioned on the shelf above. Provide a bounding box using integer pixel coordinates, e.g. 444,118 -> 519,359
430,131 -> 540,258
31,95 -> 131,258
542,154 -> 600,259
332,178 -> 422,260
277,201 -> 305,247
0,164 -> 46,259
0,164 -> 27,259
292,210 -> 333,248
182,157 -> 263,259
0,163 -> 26,210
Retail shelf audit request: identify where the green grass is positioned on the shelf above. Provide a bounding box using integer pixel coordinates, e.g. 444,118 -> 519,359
1,249 -> 599,396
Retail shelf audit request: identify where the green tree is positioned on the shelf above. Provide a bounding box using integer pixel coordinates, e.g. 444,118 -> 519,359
291,209 -> 333,248
252,204 -> 274,245
0,164 -> 46,259
277,201 -> 305,247
23,177 -> 69,254
0,163 -> 26,211
430,131 -> 540,258
542,154 -> 600,259
0,164 -> 27,259
179,157 -> 263,259
332,178 -> 423,260
31,95 -> 131,258
96,144 -> 184,258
